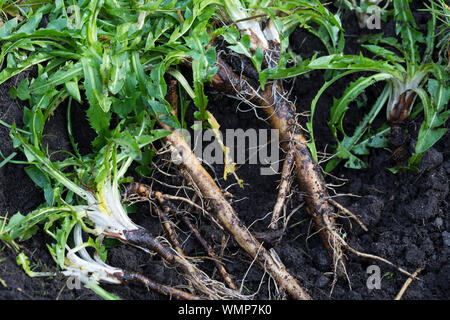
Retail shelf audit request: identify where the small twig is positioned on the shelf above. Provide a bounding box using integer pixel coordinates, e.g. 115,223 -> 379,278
394,267 -> 424,300
0,277 -> 8,288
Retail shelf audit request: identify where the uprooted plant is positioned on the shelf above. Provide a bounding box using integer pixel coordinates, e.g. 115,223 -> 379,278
1,123 -> 248,299
1,144 -> 241,299
204,0 -> 354,284
202,0 -> 425,288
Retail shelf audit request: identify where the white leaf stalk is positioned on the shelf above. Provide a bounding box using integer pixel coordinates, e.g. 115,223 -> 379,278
262,18 -> 281,68
224,0 -> 270,52
14,121 -> 147,240
262,18 -> 280,45
222,0 -> 282,71
76,173 -> 139,239
59,226 -> 204,300
34,146 -> 141,241
61,225 -> 123,285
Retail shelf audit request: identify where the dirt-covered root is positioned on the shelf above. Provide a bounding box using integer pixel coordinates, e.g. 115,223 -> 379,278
181,213 -> 238,291
115,270 -> 201,300
124,182 -> 238,291
170,252 -> 249,300
114,227 -> 247,299
270,146 -> 295,230
154,72 -> 309,299
156,123 -> 310,300
209,55 -> 346,277
124,185 -> 184,254
155,205 -> 184,255
261,98 -> 347,278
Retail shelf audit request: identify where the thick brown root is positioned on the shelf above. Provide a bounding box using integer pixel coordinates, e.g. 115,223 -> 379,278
152,75 -> 310,299
210,55 -> 346,277
156,124 -> 310,300
116,270 -> 201,300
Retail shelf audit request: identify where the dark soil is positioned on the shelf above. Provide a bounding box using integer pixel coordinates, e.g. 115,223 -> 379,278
0,2 -> 448,300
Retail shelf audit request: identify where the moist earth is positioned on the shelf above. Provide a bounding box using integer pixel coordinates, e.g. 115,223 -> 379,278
0,3 -> 448,300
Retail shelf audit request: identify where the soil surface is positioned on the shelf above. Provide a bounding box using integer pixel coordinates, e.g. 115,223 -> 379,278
0,2 -> 448,300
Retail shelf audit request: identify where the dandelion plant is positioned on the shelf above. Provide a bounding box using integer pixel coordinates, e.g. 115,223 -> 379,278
259,0 -> 449,171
